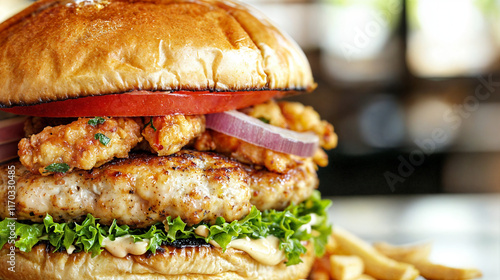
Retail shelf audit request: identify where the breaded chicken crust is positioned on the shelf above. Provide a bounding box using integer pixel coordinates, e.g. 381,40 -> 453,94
18,117 -> 143,175
195,130 -> 302,173
0,150 -> 318,226
142,115 -> 205,156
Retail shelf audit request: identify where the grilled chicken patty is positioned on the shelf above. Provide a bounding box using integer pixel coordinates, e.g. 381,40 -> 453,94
247,159 -> 318,210
0,150 -> 318,227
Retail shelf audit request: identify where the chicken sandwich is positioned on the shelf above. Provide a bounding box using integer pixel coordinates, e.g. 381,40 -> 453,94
0,0 -> 337,279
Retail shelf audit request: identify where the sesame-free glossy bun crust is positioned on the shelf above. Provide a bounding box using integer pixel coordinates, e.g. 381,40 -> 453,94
0,242 -> 315,280
0,0 -> 315,107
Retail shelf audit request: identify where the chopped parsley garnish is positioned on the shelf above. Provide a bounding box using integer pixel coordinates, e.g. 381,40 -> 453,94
144,117 -> 157,131
87,117 -> 106,127
44,163 -> 70,173
94,133 -> 110,146
258,117 -> 270,124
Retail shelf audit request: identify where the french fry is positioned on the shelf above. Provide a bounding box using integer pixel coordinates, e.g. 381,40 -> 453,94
326,235 -> 351,256
374,242 -> 482,280
329,255 -> 364,280
312,228 -> 483,280
373,241 -> 432,262
353,274 -> 376,280
412,261 -> 482,280
326,235 -> 338,255
331,227 -> 419,280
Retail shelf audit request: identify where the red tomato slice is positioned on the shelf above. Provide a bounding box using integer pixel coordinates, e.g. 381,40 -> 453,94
0,90 -> 284,117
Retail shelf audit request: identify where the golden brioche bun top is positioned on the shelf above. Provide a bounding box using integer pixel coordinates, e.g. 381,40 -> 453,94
0,0 -> 315,107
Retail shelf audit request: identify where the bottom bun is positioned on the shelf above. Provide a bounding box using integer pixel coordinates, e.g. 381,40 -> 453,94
0,242 -> 314,280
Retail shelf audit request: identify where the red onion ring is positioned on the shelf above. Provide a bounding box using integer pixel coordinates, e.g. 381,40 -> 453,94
206,110 -> 319,157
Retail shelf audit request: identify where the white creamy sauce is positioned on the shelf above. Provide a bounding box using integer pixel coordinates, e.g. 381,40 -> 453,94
194,225 -> 209,237
229,236 -> 285,266
194,225 -> 285,266
101,228 -> 286,265
298,213 -> 319,234
194,225 -> 221,247
67,245 -> 76,254
102,235 -> 149,258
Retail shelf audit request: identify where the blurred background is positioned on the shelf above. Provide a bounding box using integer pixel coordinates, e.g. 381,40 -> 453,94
240,0 -> 500,196
1,0 -> 500,196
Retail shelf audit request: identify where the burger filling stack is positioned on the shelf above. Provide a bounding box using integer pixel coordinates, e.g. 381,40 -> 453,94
0,0 -> 337,279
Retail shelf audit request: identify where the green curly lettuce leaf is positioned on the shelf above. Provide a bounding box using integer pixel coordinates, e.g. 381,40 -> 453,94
15,223 -> 44,252
0,191 -> 331,266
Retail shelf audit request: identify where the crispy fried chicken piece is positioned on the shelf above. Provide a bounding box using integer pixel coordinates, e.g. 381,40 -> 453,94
276,101 -> 337,149
194,130 -> 302,173
277,101 -> 337,166
142,115 -> 205,156
18,117 -> 143,175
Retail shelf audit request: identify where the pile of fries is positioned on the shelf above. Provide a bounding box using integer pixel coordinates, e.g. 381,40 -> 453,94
309,227 -> 482,280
